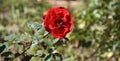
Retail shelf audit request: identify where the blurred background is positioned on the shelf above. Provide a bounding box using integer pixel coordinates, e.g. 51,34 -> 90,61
0,0 -> 120,61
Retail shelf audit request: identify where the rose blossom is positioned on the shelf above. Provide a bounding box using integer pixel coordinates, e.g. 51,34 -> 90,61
44,7 -> 74,38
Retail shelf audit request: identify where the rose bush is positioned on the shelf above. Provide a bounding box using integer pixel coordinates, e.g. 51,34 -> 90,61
44,7 -> 74,38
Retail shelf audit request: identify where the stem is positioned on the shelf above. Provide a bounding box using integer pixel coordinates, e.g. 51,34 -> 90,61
42,32 -> 49,39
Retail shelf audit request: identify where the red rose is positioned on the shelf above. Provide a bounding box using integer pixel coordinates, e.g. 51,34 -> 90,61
44,7 -> 74,38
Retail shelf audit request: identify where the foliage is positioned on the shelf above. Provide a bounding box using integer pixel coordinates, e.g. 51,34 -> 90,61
0,0 -> 120,61
72,0 -> 120,60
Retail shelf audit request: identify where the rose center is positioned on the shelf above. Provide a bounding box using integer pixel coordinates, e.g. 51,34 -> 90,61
54,20 -> 65,28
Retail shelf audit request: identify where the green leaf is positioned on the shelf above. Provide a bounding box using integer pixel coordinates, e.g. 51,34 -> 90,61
30,36 -> 38,43
0,44 -> 6,53
53,38 -> 59,44
30,57 -> 43,61
1,52 -> 15,58
43,38 -> 53,47
48,47 -> 56,54
45,54 -> 52,61
28,22 -> 42,31
21,55 -> 32,61
53,53 -> 62,61
48,48 -> 53,54
35,50 -> 44,56
26,43 -> 40,55
60,38 -> 69,44
4,34 -> 16,41
34,26 -> 48,39
16,32 -> 29,43
14,52 -> 21,57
